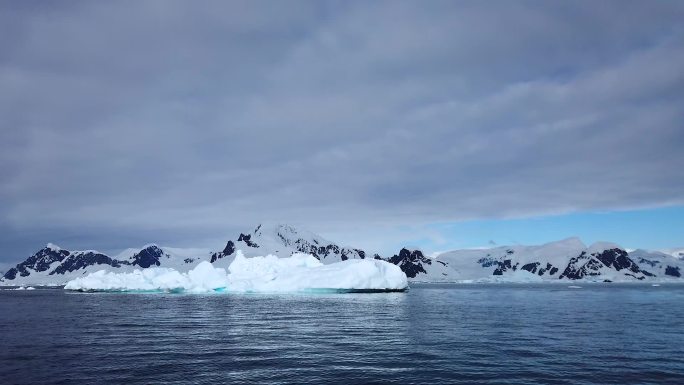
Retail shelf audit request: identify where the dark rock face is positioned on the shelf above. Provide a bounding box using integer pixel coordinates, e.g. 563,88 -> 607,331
665,266 -> 681,277
2,246 -> 130,280
51,252 -> 122,275
131,246 -> 166,268
3,247 -> 71,280
3,268 -> 18,280
478,256 -> 498,268
32,248 -> 71,272
389,248 -> 432,278
478,255 -> 510,274
478,253 -> 559,278
487,254 -> 564,277
480,250 -> 565,277
492,259 -> 517,275
210,241 -> 236,263
520,262 -> 540,273
237,234 -> 259,248
517,261 -> 559,276
222,241 -> 236,255
560,249 -> 653,280
594,248 -> 651,275
538,263 -> 557,276
560,252 -> 605,280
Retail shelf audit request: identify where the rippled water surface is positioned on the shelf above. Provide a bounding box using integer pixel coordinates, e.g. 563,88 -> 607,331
2,284 -> 684,384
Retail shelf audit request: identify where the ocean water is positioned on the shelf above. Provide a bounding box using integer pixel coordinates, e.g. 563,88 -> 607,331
1,284 -> 683,384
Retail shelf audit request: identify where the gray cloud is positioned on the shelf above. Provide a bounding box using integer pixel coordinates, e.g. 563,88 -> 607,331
1,0 -> 683,261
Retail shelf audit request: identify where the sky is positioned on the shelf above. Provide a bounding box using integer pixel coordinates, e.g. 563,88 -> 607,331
1,0 -> 683,264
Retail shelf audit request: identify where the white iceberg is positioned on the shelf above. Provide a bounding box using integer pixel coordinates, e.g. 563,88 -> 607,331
10,286 -> 35,291
64,251 -> 408,293
64,261 -> 229,293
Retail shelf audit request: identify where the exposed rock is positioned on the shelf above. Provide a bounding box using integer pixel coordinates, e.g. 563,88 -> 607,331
51,252 -> 122,275
3,246 -> 70,280
131,245 -> 166,268
593,248 -> 652,276
237,234 -> 259,248
665,266 -> 681,277
389,249 -> 431,278
560,248 -> 653,280
210,241 -> 236,263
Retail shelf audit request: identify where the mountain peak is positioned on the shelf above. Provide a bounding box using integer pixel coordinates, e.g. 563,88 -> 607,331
130,245 -> 166,268
250,223 -> 331,246
253,222 -> 300,236
587,241 -> 623,254
46,243 -> 63,251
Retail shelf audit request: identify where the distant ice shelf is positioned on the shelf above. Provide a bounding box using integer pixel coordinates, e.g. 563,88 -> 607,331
63,251 -> 409,293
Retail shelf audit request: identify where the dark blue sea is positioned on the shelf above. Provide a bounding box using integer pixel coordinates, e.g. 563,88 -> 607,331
1,283 -> 683,384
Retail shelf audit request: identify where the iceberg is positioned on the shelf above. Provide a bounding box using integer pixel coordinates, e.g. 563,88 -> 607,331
64,261 -> 229,293
64,251 -> 408,293
11,286 -> 36,291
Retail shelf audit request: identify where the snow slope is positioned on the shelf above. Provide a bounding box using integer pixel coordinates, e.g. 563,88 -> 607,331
659,248 -> 684,260
423,239 -> 684,283
423,238 -> 585,282
630,249 -> 683,278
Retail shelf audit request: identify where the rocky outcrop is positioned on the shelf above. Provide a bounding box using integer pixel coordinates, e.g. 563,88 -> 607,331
237,234 -> 259,248
560,248 -> 653,280
665,266 -> 681,277
389,249 -> 432,278
130,245 -> 166,268
51,252 -> 124,275
210,241 -> 236,263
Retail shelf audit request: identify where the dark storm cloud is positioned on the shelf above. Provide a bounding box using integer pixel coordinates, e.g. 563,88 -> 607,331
1,0 -> 683,260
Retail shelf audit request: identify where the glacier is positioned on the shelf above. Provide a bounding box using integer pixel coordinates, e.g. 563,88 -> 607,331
63,251 -> 409,293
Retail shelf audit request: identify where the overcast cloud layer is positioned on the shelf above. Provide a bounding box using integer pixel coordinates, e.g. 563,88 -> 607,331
1,0 -> 683,261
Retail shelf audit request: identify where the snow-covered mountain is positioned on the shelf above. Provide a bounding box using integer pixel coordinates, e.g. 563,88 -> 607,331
629,249 -> 682,278
409,238 -> 684,283
208,224 -> 374,269
1,224 -> 683,285
1,243 -> 211,286
0,224 -> 370,286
